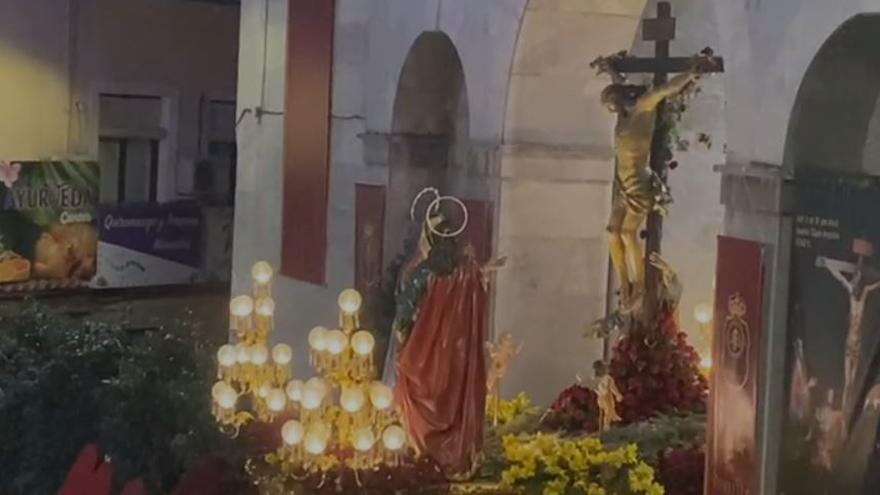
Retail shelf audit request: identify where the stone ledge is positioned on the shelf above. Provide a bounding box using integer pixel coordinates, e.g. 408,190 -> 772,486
501,141 -> 614,161
717,161 -> 793,216
713,160 -> 792,180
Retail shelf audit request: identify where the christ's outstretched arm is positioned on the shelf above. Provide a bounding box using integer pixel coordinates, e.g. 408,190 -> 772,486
864,279 -> 880,295
818,256 -> 854,292
637,70 -> 700,109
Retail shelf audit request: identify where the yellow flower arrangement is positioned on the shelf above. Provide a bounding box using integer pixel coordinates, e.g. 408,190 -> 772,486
500,434 -> 664,495
491,392 -> 535,426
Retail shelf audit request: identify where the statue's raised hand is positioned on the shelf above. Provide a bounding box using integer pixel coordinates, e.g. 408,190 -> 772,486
590,51 -> 628,82
691,49 -> 717,75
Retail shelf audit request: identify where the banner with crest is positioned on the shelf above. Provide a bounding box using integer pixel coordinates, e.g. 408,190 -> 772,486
706,236 -> 765,495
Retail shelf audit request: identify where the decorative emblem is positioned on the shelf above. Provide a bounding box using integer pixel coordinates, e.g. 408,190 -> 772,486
723,293 -> 750,389
358,222 -> 380,290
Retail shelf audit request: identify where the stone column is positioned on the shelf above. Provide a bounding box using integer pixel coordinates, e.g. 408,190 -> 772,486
717,160 -> 794,495
495,142 -> 615,405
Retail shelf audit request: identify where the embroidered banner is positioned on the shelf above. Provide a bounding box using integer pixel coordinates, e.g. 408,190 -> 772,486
354,184 -> 386,330
706,236 -> 764,495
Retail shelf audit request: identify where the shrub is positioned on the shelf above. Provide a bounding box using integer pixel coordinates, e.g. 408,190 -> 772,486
0,303 -> 241,494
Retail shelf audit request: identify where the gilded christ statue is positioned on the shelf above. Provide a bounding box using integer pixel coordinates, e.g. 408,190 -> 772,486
592,53 -> 715,312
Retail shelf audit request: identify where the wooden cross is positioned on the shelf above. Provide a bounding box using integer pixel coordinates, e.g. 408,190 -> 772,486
609,2 -> 724,322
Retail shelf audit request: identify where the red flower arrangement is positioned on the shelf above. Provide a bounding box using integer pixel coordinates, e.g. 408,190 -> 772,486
656,445 -> 705,495
540,384 -> 600,433
609,310 -> 708,423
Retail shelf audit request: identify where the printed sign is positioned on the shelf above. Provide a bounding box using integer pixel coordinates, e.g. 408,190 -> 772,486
95,202 -> 203,288
706,236 -> 764,495
780,172 -> 880,494
0,160 -> 99,290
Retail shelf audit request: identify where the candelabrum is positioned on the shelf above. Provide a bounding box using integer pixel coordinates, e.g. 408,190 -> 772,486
273,288 -> 408,476
211,263 -> 409,482
212,261 -> 293,431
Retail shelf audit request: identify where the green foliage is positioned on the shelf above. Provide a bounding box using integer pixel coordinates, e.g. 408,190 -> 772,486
479,405 -> 705,484
599,413 -> 706,464
0,303 -> 241,495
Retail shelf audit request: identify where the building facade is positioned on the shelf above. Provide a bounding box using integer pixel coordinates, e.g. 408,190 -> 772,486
233,0 -> 880,491
0,0 -> 239,202
233,0 -> 725,406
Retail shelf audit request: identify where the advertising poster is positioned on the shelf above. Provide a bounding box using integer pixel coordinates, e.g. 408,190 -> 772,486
706,236 -> 764,495
780,172 -> 880,495
95,202 -> 203,288
0,160 -> 99,290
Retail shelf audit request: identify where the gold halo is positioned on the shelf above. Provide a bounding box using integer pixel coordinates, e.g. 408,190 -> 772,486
409,187 -> 440,221
425,195 -> 468,238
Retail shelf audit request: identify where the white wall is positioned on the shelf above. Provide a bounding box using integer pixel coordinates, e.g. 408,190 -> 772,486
0,0 -> 239,203
73,0 -> 239,201
234,0 -> 378,379
0,0 -> 71,159
714,0 -> 880,169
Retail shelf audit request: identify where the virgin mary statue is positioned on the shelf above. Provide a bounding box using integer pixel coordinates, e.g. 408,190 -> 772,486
382,190 -> 497,478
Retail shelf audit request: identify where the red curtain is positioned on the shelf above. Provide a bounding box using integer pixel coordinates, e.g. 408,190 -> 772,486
395,265 -> 488,477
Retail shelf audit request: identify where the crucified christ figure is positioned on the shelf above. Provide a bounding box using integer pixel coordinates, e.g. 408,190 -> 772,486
593,52 -> 715,313
817,239 -> 880,419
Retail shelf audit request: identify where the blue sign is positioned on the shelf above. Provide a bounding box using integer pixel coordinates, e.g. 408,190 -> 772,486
95,201 -> 203,288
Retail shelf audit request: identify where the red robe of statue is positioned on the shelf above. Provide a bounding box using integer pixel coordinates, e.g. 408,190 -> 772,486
395,264 -> 488,478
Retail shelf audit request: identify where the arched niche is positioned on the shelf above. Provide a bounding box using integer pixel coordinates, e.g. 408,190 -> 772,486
384,31 -> 471,261
785,14 -> 880,176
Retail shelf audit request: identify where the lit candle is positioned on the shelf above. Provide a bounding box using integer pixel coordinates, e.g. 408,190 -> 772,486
251,261 -> 274,298
353,427 -> 375,452
267,388 -> 287,412
382,425 -> 406,450
250,344 -> 269,366
304,431 -> 328,455
337,289 -> 362,331
217,344 -> 236,369
694,303 -> 713,325
369,382 -> 393,411
229,295 -> 254,334
235,343 -> 252,365
255,297 -> 275,335
282,420 -> 305,446
326,330 -> 348,356
286,380 -> 304,402
272,343 -> 293,366
340,386 -> 366,413
301,384 -> 323,411
215,384 -> 238,410
308,326 -> 328,367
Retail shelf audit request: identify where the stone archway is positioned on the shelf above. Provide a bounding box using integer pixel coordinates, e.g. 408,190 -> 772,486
385,31 -> 471,262
496,1 -> 649,405
785,14 -> 880,176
